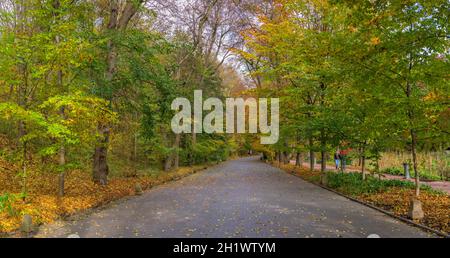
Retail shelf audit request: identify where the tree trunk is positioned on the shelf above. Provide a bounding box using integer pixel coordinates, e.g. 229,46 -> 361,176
58,143 -> 66,197
295,152 -> 301,167
54,1 -> 66,194
93,125 -> 109,185
173,133 -> 181,170
190,113 -> 197,166
321,150 -> 326,173
92,0 -> 143,184
357,146 -> 362,167
163,132 -> 173,172
411,129 -> 420,196
283,151 -> 289,164
361,143 -> 367,180
320,131 -> 326,173
164,156 -> 172,172
92,1 -> 117,185
15,1 -> 28,198
21,140 -> 27,199
57,97 -> 66,195
320,150 -> 327,185
309,137 -> 315,171
361,155 -> 366,180
58,170 -> 65,197
405,48 -> 420,196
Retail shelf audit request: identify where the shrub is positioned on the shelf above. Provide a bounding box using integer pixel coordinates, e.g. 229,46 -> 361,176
0,193 -> 22,217
325,172 -> 440,196
381,167 -> 446,181
381,167 -> 403,176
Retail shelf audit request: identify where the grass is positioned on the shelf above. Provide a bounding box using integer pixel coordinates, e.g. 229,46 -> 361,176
381,167 -> 447,181
325,172 -> 443,196
378,152 -> 449,181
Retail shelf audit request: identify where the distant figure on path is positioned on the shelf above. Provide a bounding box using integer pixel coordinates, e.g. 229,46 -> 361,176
339,149 -> 350,172
334,152 -> 340,170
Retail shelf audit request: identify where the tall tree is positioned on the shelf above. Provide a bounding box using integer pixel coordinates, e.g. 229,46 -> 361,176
92,0 -> 145,185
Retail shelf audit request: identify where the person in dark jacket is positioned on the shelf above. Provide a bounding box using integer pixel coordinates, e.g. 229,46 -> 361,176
334,151 -> 340,170
339,149 -> 349,171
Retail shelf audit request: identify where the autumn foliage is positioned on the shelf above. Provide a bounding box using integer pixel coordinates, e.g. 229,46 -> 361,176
0,157 -> 208,234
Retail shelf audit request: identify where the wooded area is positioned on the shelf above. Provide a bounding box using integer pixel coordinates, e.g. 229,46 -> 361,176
239,0 -> 449,198
0,0 -> 448,235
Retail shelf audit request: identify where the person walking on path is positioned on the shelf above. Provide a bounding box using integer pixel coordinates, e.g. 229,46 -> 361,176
334,152 -> 340,170
339,150 -> 348,172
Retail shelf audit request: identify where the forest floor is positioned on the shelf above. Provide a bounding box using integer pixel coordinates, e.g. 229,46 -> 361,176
0,156 -> 214,234
293,161 -> 450,195
36,157 -> 435,238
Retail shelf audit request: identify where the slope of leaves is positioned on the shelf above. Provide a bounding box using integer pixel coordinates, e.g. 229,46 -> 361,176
0,160 -> 209,233
361,189 -> 449,234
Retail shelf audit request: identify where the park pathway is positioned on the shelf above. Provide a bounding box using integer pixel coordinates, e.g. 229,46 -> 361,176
37,157 -> 434,238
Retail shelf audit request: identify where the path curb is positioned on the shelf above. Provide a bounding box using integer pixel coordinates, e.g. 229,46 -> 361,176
278,167 -> 450,238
